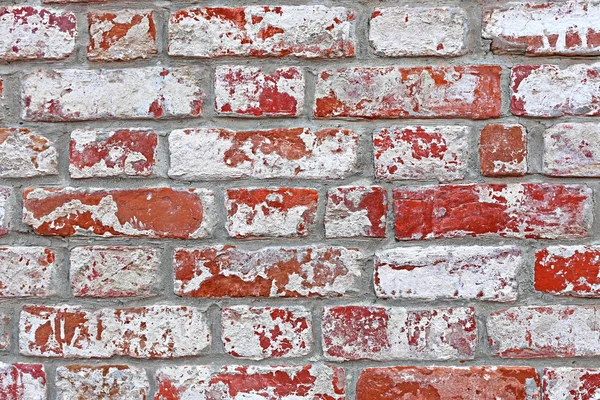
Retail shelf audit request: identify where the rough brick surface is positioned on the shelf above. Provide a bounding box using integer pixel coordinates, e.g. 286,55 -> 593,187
22,67 -> 204,121
23,187 -> 215,239
70,246 -> 159,298
221,306 -> 312,359
0,314 -> 9,350
0,188 -> 12,236
0,6 -> 76,61
20,305 -> 210,358
70,129 -> 157,178
169,6 -> 355,58
373,125 -> 469,181
155,365 -> 344,400
370,7 -> 468,56
375,246 -> 521,301
88,10 -> 157,62
393,183 -> 593,240
322,306 -> 477,361
543,368 -> 600,400
325,186 -> 387,238
487,305 -> 600,358
357,366 -> 541,400
479,123 -> 527,177
0,247 -> 56,297
483,1 -> 600,56
225,187 -> 318,238
314,66 -> 502,119
0,128 -> 57,178
215,65 -> 304,117
168,127 -> 357,180
0,363 -> 46,399
56,365 -> 148,400
511,64 -> 600,117
174,245 -> 361,298
543,123 -> 600,176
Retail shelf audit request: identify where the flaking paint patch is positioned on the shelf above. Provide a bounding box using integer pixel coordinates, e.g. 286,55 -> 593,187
322,306 -> 477,361
325,186 -> 387,238
544,123 -> 600,176
543,368 -> 600,400
169,6 -> 354,58
174,245 -> 362,298
56,365 -> 148,400
0,187 -> 12,236
375,245 -> 521,301
0,128 -> 57,177
168,127 -> 357,180
0,247 -> 56,297
222,306 -> 312,359
0,363 -> 46,400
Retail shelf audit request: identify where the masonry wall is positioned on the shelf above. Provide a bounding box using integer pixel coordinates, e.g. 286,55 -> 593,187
0,0 -> 599,399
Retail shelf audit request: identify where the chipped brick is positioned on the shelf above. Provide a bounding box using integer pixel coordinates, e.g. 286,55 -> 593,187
56,365 -> 148,400
0,247 -> 56,297
0,128 -> 57,178
325,186 -> 387,238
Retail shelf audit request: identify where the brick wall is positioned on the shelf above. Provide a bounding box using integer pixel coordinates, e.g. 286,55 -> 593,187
0,0 -> 599,399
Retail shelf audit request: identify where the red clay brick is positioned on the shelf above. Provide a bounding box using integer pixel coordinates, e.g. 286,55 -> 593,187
0,363 -> 46,399
0,128 -> 57,178
543,368 -> 600,400
479,123 -> 527,177
325,186 -> 387,238
0,247 -> 56,297
56,365 -> 148,400
535,246 -> 600,297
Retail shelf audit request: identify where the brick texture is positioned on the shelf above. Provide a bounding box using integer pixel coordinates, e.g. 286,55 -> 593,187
4,1 -> 600,397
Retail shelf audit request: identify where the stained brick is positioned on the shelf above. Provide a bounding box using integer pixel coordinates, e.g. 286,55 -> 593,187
0,128 -> 57,178
543,123 -> 600,176
0,363 -> 46,399
325,186 -> 387,238
0,247 -> 56,297
543,368 -> 600,400
479,123 -> 527,177
56,365 -> 148,400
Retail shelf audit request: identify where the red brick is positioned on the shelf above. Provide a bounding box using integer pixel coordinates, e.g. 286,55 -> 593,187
0,187 -> 12,236
0,128 -> 57,178
23,187 -> 215,239
357,366 -> 541,400
69,129 -> 158,178
169,6 -> 355,58
0,7 -> 76,61
155,365 -> 344,400
487,305 -> 600,358
543,368 -> 600,400
215,66 -> 304,117
543,123 -> 600,177
0,247 -> 56,297
168,127 -> 358,180
19,305 -> 210,358
393,183 -> 592,240
0,363 -> 46,399
325,186 -> 387,238
479,124 -> 527,177
174,246 -> 362,298
511,64 -> 600,117
70,246 -> 159,298
322,306 -> 476,361
21,67 -> 204,121
535,246 -> 600,297
56,365 -> 148,400
314,65 -> 502,119
88,10 -> 157,62
373,125 -> 469,181
483,2 -> 600,56
221,306 -> 312,359
225,188 -> 318,238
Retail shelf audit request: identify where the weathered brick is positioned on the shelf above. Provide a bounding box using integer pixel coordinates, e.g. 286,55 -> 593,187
314,65 -> 502,119
544,123 -> 600,176
0,187 -> 12,236
23,187 -> 215,239
70,246 -> 159,298
535,245 -> 600,297
325,186 -> 387,238
393,183 -> 592,240
375,246 -> 521,301
169,6 -> 355,58
370,7 -> 467,56
357,366 -> 541,400
0,313 -> 9,350
0,363 -> 46,399
225,187 -> 318,238
174,246 -> 361,298
0,247 -> 56,297
0,128 -> 57,178
373,125 -> 469,181
511,64 -> 600,117
70,129 -> 158,178
20,305 -> 210,358
222,306 -> 312,359
322,306 -> 477,361
155,365 -> 344,400
480,123 -> 528,177
22,67 -> 204,121
483,1 -> 600,56
215,66 -> 304,117
56,365 -> 148,400
88,10 -> 157,62
0,6 -> 76,61
487,305 -> 600,358
543,368 -> 600,400
169,128 -> 357,180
